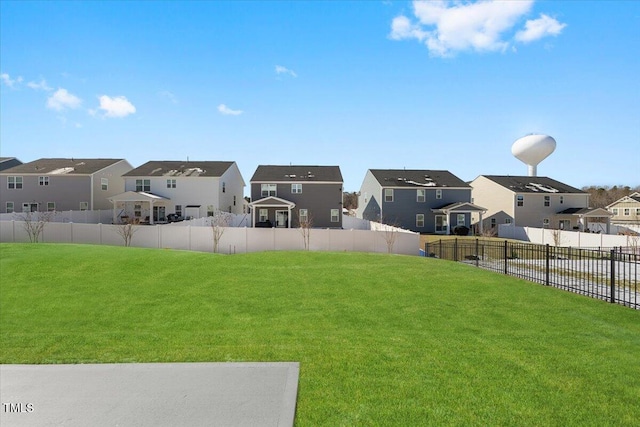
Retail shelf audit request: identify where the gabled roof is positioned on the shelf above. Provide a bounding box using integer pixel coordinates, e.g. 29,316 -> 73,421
557,207 -> 612,217
606,193 -> 640,208
251,165 -> 343,182
1,158 -> 125,175
431,202 -> 487,213
369,169 -> 469,188
0,157 -> 22,172
479,175 -> 585,194
124,161 -> 235,178
248,196 -> 296,208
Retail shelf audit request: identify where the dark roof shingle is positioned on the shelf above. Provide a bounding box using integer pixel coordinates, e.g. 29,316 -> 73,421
481,175 -> 585,194
370,169 -> 469,188
251,165 -> 343,182
1,158 -> 125,175
124,161 -> 234,178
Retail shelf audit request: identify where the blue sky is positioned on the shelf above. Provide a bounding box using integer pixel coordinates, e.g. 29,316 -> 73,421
1,1 -> 638,194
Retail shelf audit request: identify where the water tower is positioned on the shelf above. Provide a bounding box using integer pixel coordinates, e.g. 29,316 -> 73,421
511,134 -> 556,176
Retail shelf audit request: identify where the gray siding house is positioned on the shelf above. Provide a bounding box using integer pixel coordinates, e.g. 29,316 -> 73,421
356,169 -> 486,234
249,165 -> 343,228
0,158 -> 133,213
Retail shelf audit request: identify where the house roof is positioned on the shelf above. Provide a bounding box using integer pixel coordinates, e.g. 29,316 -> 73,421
557,207 -> 612,217
606,193 -> 640,208
479,175 -> 585,194
369,169 -> 469,188
1,158 -> 125,175
251,165 -> 343,182
124,161 -> 235,178
431,202 -> 487,213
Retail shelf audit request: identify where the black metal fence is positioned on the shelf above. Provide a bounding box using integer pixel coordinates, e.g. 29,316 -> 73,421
424,239 -> 639,310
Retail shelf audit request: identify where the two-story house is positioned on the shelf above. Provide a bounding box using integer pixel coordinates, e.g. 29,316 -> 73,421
356,169 -> 486,234
110,160 -> 245,224
470,175 -> 612,231
607,192 -> 640,227
0,158 -> 132,213
248,165 -> 343,228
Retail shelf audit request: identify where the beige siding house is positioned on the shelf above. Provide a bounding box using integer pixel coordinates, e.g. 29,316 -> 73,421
0,158 -> 132,213
470,175 -> 611,231
607,192 -> 640,227
110,160 -> 245,224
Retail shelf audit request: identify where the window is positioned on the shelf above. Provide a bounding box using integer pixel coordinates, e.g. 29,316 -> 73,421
261,184 -> 277,197
505,218 -> 512,224
384,188 -> 394,202
80,202 -> 88,211
207,205 -> 215,217
544,196 -> 550,207
7,176 -> 23,189
435,189 -> 442,199
39,176 -> 50,186
23,203 -> 38,212
47,202 -> 55,212
417,189 -> 426,203
299,209 -> 308,224
101,178 -> 108,191
291,183 -> 302,194
490,218 -> 496,228
612,208 -> 619,215
259,209 -> 268,222
167,179 -> 176,189
543,218 -> 550,227
517,195 -> 524,207
175,205 -> 182,216
222,182 -> 226,193
624,208 -> 630,216
136,179 -> 151,192
330,209 -> 340,222
560,196 -> 564,204
457,214 -> 465,226
233,195 -> 236,206
636,208 -> 640,216
134,204 -> 142,217
435,215 -> 448,232
416,214 -> 424,228
6,202 -> 14,213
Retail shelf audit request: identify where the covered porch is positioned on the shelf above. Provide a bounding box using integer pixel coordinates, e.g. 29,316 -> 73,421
432,202 -> 488,235
108,191 -> 170,225
555,207 -> 613,233
248,196 -> 296,228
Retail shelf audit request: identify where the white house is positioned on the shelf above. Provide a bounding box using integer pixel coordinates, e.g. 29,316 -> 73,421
109,160 -> 245,224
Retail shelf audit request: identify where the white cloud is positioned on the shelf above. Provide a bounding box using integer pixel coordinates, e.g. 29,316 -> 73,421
158,90 -> 178,104
515,14 -> 566,43
47,88 -> 82,111
97,95 -> 136,118
217,104 -> 243,116
1,73 -> 23,88
389,0 -> 564,57
275,65 -> 297,78
27,78 -> 53,91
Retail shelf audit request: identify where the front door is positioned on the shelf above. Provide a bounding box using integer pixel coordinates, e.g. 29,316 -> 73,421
276,210 -> 288,228
435,215 -> 448,234
153,206 -> 166,222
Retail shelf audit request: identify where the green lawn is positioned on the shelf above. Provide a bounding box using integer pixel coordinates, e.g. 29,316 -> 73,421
1,243 -> 639,426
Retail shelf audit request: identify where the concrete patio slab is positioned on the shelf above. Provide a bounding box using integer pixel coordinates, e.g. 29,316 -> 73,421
0,362 -> 299,427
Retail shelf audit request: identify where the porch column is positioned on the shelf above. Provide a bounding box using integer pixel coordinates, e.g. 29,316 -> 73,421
149,200 -> 154,225
287,205 -> 292,228
606,217 -> 611,234
251,206 -> 256,228
478,212 -> 484,235
112,202 -> 117,224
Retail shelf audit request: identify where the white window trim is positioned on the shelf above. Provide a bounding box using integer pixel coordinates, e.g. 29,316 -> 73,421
417,189 -> 426,203
416,214 -> 424,228
261,184 -> 277,197
384,188 -> 393,202
435,189 -> 442,199
166,179 -> 176,189
291,183 -> 302,194
39,176 -> 50,186
330,209 -> 340,222
6,202 -> 14,213
7,176 -> 23,189
80,202 -> 89,211
101,178 -> 108,191
259,209 -> 268,222
47,202 -> 56,212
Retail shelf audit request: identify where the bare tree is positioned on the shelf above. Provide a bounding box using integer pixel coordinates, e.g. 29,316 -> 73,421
379,219 -> 399,254
297,210 -> 313,250
115,217 -> 139,247
551,228 -> 564,247
211,210 -> 232,253
15,210 -> 54,243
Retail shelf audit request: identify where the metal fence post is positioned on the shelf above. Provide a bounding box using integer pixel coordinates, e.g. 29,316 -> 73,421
454,238 -> 458,262
545,244 -> 550,286
475,238 -> 479,267
504,240 -> 508,275
610,249 -> 616,304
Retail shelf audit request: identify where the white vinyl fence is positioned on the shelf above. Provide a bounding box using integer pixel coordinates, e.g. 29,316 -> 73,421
499,224 -> 639,252
0,210 -> 113,224
0,221 -> 420,255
